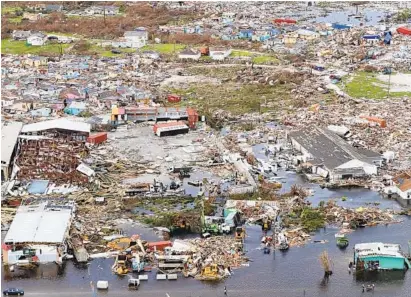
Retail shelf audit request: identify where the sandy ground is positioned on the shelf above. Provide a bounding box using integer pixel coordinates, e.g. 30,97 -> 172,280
107,125 -> 213,187
160,75 -> 220,87
376,73 -> 411,92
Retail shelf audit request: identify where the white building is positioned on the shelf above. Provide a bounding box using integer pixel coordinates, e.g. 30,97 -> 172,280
2,201 -> 75,265
385,173 -> 411,208
123,30 -> 148,48
27,33 -> 47,46
289,127 -> 381,181
178,48 -> 201,60
85,5 -> 119,15
209,47 -> 232,60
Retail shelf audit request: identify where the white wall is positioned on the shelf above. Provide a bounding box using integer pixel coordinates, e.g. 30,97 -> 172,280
179,53 -> 201,60
6,245 -> 58,264
336,159 -> 377,175
28,37 -> 45,46
399,189 -> 411,200
290,138 -> 313,159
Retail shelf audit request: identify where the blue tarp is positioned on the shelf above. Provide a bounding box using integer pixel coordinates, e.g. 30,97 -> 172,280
28,180 -> 49,194
363,35 -> 380,40
384,31 -> 392,44
332,23 -> 352,30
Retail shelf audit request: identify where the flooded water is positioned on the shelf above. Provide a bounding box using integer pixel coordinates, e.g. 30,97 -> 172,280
2,141 -> 410,297
315,8 -> 387,26
2,218 -> 411,297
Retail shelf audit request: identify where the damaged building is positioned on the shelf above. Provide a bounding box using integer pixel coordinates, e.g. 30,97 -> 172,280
385,172 -> 411,208
16,119 -> 91,184
289,127 -> 382,181
2,200 -> 75,265
1,121 -> 23,181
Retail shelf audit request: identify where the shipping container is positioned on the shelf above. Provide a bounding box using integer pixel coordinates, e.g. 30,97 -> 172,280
153,121 -> 189,137
167,95 -> 182,103
87,132 -> 108,145
273,18 -> 297,24
147,241 -> 172,251
200,46 -> 209,56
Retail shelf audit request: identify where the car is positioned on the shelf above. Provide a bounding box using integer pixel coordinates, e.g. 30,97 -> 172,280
3,288 -> 24,296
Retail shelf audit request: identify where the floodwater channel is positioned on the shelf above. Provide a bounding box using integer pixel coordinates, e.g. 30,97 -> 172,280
2,143 -> 410,297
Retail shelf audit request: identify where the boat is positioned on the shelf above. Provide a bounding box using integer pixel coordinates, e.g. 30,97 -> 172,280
354,243 -> 411,271
336,236 -> 349,249
188,180 -> 203,187
397,27 -> 411,36
278,232 -> 289,251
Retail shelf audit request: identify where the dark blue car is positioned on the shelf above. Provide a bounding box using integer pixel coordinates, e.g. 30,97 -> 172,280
3,288 -> 24,296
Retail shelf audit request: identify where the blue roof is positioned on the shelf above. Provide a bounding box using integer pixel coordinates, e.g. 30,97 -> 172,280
28,180 -> 49,194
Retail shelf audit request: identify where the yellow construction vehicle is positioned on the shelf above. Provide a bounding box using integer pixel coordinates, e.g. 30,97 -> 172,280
262,218 -> 272,233
196,264 -> 222,281
235,226 -> 245,242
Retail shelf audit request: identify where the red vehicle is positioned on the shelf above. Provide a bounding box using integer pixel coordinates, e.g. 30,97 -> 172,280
167,95 -> 182,103
273,18 -> 297,24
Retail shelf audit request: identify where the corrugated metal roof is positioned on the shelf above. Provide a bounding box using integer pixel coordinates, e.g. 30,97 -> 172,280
4,202 -> 74,244
21,119 -> 90,134
354,242 -> 404,258
1,121 -> 24,165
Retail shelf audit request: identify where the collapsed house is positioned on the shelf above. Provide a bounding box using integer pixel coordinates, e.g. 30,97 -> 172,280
15,119 -> 91,184
2,200 -> 75,265
289,127 -> 382,181
385,172 -> 411,208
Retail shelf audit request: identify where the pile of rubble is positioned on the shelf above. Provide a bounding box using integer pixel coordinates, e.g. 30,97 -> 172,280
181,235 -> 248,279
322,200 -> 399,228
281,98 -> 411,175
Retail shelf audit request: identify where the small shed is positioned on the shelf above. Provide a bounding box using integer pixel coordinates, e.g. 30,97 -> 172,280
64,101 -> 87,116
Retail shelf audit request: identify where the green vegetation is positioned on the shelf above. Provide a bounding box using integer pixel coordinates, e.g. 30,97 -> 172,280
343,71 -> 411,99
230,50 -> 252,57
186,83 -> 291,115
8,16 -> 23,24
252,55 -> 279,64
300,207 -> 325,232
200,55 -> 212,61
186,66 -> 243,79
1,39 -> 70,55
1,6 -> 22,15
396,9 -> 411,22
90,45 -> 136,57
140,43 -> 186,54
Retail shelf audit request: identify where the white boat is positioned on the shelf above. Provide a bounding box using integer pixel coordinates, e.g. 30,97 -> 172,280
335,233 -> 345,238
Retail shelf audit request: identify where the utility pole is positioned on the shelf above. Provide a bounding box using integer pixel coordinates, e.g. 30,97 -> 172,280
103,5 -> 106,26
387,65 -> 392,97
